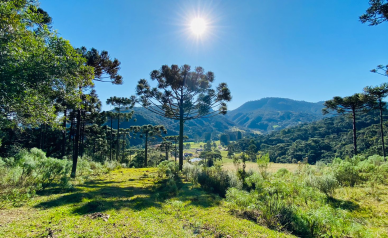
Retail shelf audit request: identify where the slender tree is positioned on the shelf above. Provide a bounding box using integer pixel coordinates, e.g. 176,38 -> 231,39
136,64 -> 232,170
130,125 -> 167,167
165,135 -> 188,163
364,83 -> 388,159
322,93 -> 369,156
159,140 -> 173,161
71,48 -> 123,178
106,96 -> 136,161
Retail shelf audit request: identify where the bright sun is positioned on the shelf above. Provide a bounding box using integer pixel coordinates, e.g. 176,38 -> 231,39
190,18 -> 207,35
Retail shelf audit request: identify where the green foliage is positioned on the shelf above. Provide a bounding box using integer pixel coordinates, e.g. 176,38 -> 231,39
0,148 -> 121,206
157,160 -> 178,179
257,153 -> 270,179
0,0 -> 94,127
197,166 -> 231,197
304,173 -> 339,197
225,155 -> 388,237
234,109 -> 388,164
182,163 -> 202,184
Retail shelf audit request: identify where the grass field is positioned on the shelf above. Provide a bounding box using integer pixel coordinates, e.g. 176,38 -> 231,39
0,168 -> 292,238
221,161 -> 299,173
184,141 -> 300,173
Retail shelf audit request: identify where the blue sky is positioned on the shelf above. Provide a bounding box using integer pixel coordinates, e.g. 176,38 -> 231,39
40,0 -> 388,111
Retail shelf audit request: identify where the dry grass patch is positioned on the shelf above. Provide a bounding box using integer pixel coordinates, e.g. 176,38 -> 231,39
222,162 -> 299,173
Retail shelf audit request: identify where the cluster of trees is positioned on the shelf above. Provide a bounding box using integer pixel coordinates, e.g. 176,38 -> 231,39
0,1 -> 183,177
219,130 -> 243,146
230,100 -> 388,164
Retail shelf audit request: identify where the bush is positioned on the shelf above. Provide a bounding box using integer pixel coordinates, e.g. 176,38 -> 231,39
157,160 -> 178,178
198,166 -> 231,197
304,173 -> 339,197
182,163 -> 202,184
0,148 -> 121,206
331,157 -> 364,187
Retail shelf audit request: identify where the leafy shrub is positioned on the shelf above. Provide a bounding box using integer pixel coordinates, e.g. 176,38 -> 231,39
157,160 -> 178,178
304,173 -> 339,197
182,163 -> 202,184
198,166 -> 231,197
331,157 -> 364,187
0,148 -> 121,206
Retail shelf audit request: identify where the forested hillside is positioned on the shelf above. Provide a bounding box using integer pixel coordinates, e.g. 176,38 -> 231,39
226,98 -> 326,133
111,107 -> 241,145
231,110 -> 386,164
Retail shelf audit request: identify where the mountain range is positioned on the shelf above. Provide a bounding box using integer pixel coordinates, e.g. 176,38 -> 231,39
115,97 -> 327,142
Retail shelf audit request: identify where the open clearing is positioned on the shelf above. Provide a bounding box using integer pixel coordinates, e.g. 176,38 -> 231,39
0,168 -> 292,238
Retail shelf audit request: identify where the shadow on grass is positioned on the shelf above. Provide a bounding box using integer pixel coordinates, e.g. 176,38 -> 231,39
34,175 -> 220,215
326,197 -> 360,211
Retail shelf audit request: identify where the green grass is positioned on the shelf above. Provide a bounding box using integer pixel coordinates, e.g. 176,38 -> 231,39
0,168 -> 292,237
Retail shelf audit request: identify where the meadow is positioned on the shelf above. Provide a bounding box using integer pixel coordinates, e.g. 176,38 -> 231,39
0,168 -> 291,238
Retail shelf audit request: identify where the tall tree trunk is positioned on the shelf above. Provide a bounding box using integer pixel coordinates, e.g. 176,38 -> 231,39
80,111 -> 85,157
116,107 -> 121,161
122,133 -> 125,162
39,125 -> 43,149
62,109 -> 67,158
69,116 -> 74,154
110,117 -> 113,160
352,108 -> 357,156
71,108 -> 81,178
144,132 -> 148,167
179,114 -> 184,170
379,99 -> 386,160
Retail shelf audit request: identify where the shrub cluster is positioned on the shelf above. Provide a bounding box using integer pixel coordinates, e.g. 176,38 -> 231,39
0,148 -> 121,206
224,155 -> 388,237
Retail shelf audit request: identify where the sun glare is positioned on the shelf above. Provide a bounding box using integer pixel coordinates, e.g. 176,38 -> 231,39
190,18 -> 207,36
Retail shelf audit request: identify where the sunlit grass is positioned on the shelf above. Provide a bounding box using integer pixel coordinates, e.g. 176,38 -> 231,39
0,168 -> 292,237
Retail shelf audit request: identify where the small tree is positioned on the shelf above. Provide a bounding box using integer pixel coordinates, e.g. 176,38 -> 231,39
130,125 -> 167,167
136,64 -> 231,170
364,83 -> 388,159
165,135 -> 188,163
200,151 -> 222,167
323,93 -> 369,156
160,140 -> 173,161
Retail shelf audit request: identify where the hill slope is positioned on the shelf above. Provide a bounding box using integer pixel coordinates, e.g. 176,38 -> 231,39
113,107 -> 241,144
226,97 -> 325,133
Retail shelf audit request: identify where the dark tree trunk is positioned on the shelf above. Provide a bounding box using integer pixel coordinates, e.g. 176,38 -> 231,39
71,108 -> 81,178
352,108 -> 357,156
144,132 -> 148,167
39,125 -> 43,149
62,109 -> 67,158
116,107 -> 121,161
110,117 -> 113,160
166,146 -> 169,161
69,116 -> 74,154
174,141 -> 177,163
80,111 -> 85,157
179,116 -> 184,171
122,133 -> 125,162
379,99 -> 386,160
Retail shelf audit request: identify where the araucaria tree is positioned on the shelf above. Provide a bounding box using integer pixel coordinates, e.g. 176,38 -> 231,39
323,93 -> 369,156
136,65 -> 232,170
130,125 -> 167,167
364,83 -> 388,159
106,96 -> 135,161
